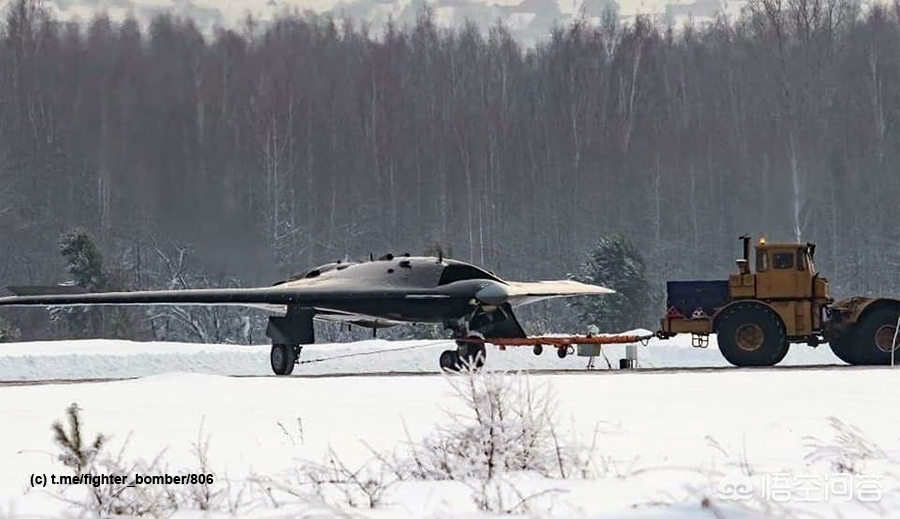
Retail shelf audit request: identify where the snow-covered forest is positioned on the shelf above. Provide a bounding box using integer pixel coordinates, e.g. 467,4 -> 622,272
0,0 -> 899,340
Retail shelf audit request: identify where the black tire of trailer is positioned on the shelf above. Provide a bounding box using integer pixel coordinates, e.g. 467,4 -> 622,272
271,343 -> 297,375
715,303 -> 789,367
850,304 -> 900,365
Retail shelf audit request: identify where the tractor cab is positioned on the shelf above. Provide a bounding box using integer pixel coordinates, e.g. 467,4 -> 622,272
731,236 -> 830,302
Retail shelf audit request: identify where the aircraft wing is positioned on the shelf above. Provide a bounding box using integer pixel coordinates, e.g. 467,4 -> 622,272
503,280 -> 615,306
0,285 -> 409,311
0,278 -> 614,312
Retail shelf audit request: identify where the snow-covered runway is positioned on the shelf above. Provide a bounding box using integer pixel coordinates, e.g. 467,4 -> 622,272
0,332 -> 847,382
1,337 -> 897,518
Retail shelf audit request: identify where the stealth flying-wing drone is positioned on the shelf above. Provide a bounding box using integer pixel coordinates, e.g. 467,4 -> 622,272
0,254 -> 613,374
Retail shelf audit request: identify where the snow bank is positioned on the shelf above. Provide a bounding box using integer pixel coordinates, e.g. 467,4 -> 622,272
0,336 -> 842,381
0,333 -> 847,381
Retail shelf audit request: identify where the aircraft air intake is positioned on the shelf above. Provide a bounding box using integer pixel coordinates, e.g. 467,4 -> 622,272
474,282 -> 509,306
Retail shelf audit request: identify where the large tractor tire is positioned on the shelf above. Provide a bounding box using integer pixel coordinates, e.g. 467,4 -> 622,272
828,333 -> 862,365
770,339 -> 791,365
851,305 -> 900,365
716,304 -> 789,367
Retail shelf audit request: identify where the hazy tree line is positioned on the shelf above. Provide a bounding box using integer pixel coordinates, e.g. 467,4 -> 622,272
0,0 -> 899,341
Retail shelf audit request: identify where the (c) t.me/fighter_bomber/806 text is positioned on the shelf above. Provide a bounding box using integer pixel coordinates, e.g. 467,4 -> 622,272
30,472 -> 215,487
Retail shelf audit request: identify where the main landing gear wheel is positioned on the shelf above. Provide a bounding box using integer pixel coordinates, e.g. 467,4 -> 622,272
271,343 -> 299,375
439,334 -> 487,372
439,349 -> 460,371
852,306 -> 900,365
458,341 -> 486,370
716,304 -> 788,367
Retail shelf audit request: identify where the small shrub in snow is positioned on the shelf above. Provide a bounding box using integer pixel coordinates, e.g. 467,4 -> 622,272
355,368 -> 601,514
277,417 -> 305,446
45,369 -> 604,517
803,416 -> 888,475
297,449 -> 398,508
52,402 -> 105,475
803,417 -> 900,515
268,368 -> 598,514
49,404 -> 255,517
686,418 -> 900,519
184,422 -> 225,510
386,368 -> 602,482
465,474 -> 566,514
51,403 -> 177,517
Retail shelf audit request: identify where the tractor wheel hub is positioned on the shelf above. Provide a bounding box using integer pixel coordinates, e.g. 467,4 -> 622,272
735,323 -> 765,352
874,325 -> 898,353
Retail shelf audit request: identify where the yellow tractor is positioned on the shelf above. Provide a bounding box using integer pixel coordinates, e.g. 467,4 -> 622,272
657,236 -> 900,366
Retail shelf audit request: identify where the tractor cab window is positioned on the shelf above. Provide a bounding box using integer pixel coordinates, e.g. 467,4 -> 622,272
797,248 -> 807,271
773,251 -> 795,270
756,250 -> 768,272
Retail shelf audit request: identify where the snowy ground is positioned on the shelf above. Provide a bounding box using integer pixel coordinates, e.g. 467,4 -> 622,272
1,336 -> 898,518
0,331 -> 846,381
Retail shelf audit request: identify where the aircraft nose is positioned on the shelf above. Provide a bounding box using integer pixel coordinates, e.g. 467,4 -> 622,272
475,282 -> 509,306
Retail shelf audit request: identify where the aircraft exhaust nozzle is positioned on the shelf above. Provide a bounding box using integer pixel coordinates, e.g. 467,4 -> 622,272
475,282 -> 509,306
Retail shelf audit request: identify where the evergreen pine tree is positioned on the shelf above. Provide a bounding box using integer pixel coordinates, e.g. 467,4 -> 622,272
567,236 -> 654,333
59,229 -> 109,292
53,228 -> 110,337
